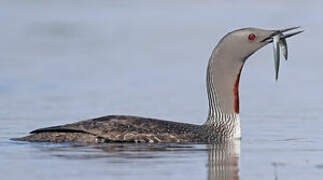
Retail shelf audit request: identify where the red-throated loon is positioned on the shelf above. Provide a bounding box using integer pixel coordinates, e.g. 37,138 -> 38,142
13,27 -> 302,143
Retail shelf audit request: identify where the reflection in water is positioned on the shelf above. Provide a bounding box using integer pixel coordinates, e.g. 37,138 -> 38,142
32,141 -> 240,180
208,141 -> 240,180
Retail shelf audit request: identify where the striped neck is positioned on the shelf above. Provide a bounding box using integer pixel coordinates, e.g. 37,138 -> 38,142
204,46 -> 244,139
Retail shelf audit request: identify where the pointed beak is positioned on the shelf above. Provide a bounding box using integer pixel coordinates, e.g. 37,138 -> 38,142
261,26 -> 304,43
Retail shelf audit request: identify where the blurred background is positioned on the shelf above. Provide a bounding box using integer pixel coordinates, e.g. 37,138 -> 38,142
0,0 -> 322,180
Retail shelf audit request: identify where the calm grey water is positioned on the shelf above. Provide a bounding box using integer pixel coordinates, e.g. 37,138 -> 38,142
1,0 -> 323,179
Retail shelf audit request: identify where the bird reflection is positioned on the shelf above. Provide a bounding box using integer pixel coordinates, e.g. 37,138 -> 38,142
32,140 -> 240,180
207,140 -> 240,180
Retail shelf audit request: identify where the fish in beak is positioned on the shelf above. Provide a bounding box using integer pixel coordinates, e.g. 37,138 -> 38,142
261,26 -> 304,80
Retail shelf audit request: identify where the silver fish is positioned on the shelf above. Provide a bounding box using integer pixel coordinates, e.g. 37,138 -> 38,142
273,34 -> 280,80
279,35 -> 288,60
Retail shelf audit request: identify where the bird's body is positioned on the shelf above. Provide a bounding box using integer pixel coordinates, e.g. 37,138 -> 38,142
14,115 -> 228,143
13,27 -> 302,143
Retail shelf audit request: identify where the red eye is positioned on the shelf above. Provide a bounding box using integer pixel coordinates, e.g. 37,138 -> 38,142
248,33 -> 256,41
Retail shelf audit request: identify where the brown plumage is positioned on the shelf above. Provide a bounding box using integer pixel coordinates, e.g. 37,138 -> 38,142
13,115 -> 220,143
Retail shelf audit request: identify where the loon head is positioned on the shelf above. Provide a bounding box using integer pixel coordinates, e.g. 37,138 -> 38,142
216,26 -> 303,63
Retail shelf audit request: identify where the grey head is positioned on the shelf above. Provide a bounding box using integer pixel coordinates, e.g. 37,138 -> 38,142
206,27 -> 302,136
215,27 -> 303,63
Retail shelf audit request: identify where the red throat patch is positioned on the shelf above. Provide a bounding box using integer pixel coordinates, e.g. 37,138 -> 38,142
234,66 -> 243,114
